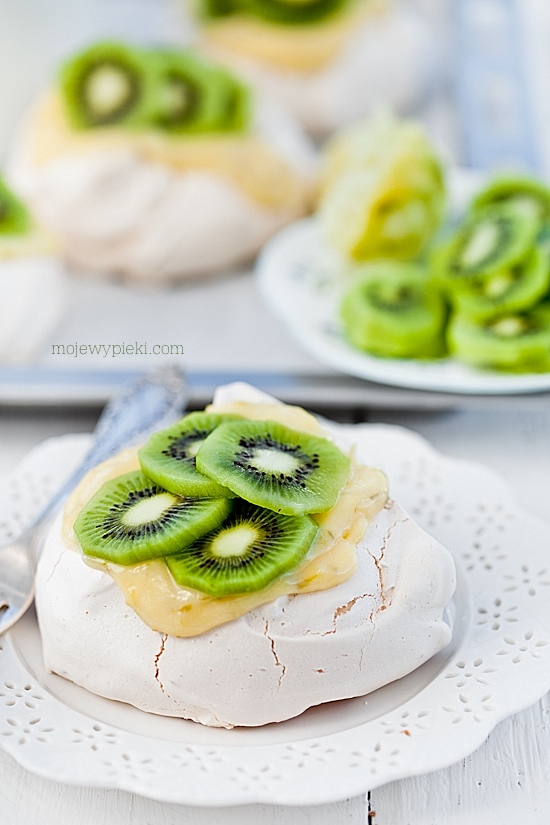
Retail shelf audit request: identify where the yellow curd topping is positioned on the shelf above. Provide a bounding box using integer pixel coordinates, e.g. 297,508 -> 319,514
0,228 -> 57,260
199,0 -> 386,73
26,92 -> 313,213
63,403 -> 388,637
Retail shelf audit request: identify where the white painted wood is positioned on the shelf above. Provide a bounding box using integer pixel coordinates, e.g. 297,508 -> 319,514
370,695 -> 550,824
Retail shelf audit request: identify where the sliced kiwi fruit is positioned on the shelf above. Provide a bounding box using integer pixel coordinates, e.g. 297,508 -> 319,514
212,67 -> 250,132
196,419 -> 350,516
0,177 -> 30,236
447,307 -> 550,373
451,246 -> 550,322
60,41 -> 155,129
340,262 -> 447,358
432,203 -> 540,293
198,0 -> 348,24
138,412 -> 243,498
472,174 -> 550,225
148,49 -> 250,134
199,0 -> 241,19
240,0 -> 348,25
166,500 -> 318,596
73,470 -> 232,565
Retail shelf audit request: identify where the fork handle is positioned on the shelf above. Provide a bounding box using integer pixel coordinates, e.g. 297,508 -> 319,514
28,365 -> 187,535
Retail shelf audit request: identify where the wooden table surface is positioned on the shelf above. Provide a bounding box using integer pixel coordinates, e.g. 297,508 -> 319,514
1,401 -> 549,824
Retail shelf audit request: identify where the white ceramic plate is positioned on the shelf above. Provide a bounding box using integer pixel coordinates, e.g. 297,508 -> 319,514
1,427 -> 550,805
256,217 -> 550,395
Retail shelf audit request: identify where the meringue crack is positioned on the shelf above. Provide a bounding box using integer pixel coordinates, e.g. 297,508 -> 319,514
304,592 -> 375,636
369,511 -> 408,608
263,620 -> 287,688
43,549 -> 65,588
153,633 -> 168,694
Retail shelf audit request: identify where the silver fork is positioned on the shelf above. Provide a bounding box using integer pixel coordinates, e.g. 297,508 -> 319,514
0,364 -> 188,636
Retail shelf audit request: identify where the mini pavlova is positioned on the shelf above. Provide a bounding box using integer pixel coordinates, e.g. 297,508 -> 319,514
7,42 -> 317,284
36,384 -> 456,728
0,175 -> 65,364
192,0 -> 435,137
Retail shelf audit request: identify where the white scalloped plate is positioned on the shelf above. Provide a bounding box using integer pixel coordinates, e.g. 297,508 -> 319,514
256,217 -> 550,395
1,426 -> 550,806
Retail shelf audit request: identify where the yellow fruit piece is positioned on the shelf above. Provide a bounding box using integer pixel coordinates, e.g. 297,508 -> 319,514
319,111 -> 445,261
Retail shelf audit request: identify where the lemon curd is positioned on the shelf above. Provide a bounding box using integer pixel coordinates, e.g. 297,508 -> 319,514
63,402 -> 388,637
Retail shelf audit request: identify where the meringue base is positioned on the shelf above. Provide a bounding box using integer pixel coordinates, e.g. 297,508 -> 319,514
36,489 -> 455,728
35,384 -> 455,727
7,95 -> 317,284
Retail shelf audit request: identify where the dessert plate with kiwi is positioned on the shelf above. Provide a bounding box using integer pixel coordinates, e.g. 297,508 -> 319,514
2,385 -> 550,805
256,171 -> 550,395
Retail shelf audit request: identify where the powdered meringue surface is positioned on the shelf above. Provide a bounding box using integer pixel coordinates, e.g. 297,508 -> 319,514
35,384 -> 456,728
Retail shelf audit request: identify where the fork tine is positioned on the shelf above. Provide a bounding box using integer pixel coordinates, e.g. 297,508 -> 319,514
0,594 -> 34,634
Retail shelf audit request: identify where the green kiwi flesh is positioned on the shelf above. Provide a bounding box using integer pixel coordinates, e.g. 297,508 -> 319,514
60,41 -> 155,129
432,203 -> 540,292
61,42 -> 251,135
451,247 -> 550,321
472,174 -> 550,224
447,307 -> 550,372
73,470 -> 232,565
196,419 -> 350,516
0,177 -> 31,236
138,412 -> 242,497
242,0 -> 348,25
166,500 -> 318,596
148,50 -> 249,134
340,262 -> 447,358
198,0 -> 349,25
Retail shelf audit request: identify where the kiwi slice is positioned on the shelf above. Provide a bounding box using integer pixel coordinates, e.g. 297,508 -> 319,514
73,470 -> 232,565
166,500 -> 318,596
199,0 -> 241,19
60,41 -> 154,129
472,174 -> 550,225
447,307 -> 550,373
212,67 -> 251,132
138,412 -> 243,498
198,0 -> 348,23
240,0 -> 348,25
451,246 -> 550,322
340,262 -> 447,358
0,177 -> 30,236
196,419 -> 350,516
148,50 -> 250,134
432,203 -> 540,293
